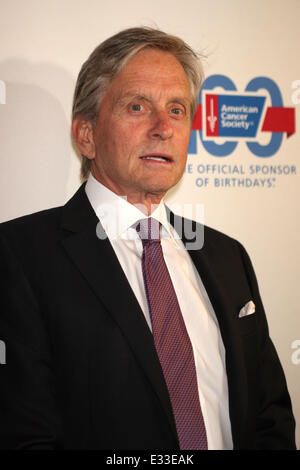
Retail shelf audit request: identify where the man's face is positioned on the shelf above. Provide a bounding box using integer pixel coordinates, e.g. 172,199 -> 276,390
90,48 -> 192,206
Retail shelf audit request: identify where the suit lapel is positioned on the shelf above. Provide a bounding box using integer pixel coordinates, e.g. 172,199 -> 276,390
168,210 -> 249,449
60,184 -> 178,443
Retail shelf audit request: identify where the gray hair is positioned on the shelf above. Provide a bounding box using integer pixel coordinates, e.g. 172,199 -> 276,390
72,27 -> 204,179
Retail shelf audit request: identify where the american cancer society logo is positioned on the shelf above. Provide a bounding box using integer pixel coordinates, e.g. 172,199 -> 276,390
196,90 -> 295,141
187,76 -> 297,188
204,92 -> 266,140
189,75 -> 296,157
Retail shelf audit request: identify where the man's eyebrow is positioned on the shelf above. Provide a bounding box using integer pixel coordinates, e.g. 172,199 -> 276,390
113,92 -> 190,107
113,93 -> 150,107
169,97 -> 190,107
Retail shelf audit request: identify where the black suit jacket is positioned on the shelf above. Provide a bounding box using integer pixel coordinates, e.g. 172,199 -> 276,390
0,184 -> 296,449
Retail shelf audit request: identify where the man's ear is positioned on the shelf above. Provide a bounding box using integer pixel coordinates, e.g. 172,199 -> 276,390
72,118 -> 96,159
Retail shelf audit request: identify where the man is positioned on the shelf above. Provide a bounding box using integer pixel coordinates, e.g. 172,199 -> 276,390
0,27 -> 296,450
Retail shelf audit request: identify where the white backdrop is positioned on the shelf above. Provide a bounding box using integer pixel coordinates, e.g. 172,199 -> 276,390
0,0 -> 299,448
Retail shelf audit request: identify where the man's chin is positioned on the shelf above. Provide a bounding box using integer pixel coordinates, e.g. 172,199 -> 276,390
140,185 -> 175,200
142,175 -> 182,195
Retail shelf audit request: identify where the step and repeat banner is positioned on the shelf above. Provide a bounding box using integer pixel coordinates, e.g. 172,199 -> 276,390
0,0 -> 299,447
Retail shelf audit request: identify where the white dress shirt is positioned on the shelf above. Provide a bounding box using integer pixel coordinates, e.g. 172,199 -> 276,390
85,173 -> 233,450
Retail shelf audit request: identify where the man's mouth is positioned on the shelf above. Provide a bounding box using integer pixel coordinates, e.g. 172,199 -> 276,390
139,154 -> 173,163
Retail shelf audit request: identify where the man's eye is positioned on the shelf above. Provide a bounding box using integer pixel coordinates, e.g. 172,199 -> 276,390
130,103 -> 143,112
170,107 -> 184,116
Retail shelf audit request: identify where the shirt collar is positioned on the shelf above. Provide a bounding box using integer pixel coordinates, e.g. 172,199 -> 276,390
85,173 -> 181,245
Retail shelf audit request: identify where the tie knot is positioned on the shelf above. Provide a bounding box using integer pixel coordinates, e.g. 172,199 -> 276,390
136,218 -> 160,245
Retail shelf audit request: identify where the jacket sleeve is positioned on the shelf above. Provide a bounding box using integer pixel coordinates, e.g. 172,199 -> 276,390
0,230 -> 63,449
237,241 -> 296,449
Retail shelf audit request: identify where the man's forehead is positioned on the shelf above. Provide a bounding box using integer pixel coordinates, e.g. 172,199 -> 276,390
106,50 -> 190,98
120,48 -> 187,77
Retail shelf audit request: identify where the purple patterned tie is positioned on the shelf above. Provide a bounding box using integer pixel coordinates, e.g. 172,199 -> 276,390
136,217 -> 208,450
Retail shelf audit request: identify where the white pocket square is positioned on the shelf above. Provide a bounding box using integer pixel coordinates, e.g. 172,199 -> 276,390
239,300 -> 255,318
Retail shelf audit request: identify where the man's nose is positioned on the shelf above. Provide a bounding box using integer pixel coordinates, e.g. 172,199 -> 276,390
149,111 -> 173,140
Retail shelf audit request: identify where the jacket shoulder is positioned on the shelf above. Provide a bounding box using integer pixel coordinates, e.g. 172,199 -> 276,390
0,206 -> 63,236
172,209 -> 242,250
202,223 -> 250,268
0,207 -> 64,258
203,223 -> 237,243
